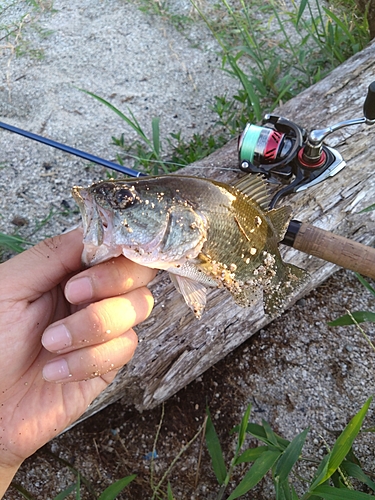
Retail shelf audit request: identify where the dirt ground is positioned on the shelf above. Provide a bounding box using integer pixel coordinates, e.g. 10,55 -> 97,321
1,1 -> 375,499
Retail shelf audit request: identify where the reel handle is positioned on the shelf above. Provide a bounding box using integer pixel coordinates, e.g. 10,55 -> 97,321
363,81 -> 375,122
283,221 -> 375,280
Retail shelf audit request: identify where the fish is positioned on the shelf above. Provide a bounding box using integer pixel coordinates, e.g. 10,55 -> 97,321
72,174 -> 307,319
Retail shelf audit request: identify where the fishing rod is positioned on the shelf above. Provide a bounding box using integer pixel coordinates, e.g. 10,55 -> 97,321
1,83 -> 375,279
0,121 -> 146,178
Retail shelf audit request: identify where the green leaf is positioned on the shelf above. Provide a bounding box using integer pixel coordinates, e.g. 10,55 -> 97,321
0,232 -> 32,253
167,481 -> 174,500
275,428 -> 309,483
296,0 -> 308,25
276,478 -> 293,500
328,311 -> 375,326
246,423 -> 289,450
236,404 -> 252,454
355,273 -> 375,298
97,474 -> 136,500
205,408 -> 227,485
309,398 -> 372,490
262,419 -> 283,447
235,445 -> 269,464
309,454 -> 330,491
75,473 -> 80,500
322,8 -> 356,44
227,450 -> 281,500
227,56 -> 262,121
54,487 -> 78,500
360,203 -> 375,213
152,117 -> 161,156
311,484 -> 374,499
341,461 -> 375,491
79,89 -> 152,147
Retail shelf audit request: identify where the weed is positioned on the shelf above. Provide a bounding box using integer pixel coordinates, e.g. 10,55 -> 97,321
9,399 -> 375,498
191,0 -> 370,133
136,0 -> 193,32
328,273 -> 375,327
203,399 -> 374,499
0,231 -> 32,254
81,89 -> 228,174
11,447 -> 136,499
150,403 -> 207,499
79,0 -> 370,171
0,0 -> 53,67
0,208 -> 70,261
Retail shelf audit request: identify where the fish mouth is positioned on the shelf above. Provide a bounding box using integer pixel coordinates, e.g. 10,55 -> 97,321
72,186 -> 122,266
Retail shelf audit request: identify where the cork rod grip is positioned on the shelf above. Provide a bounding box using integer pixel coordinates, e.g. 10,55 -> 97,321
293,222 -> 375,280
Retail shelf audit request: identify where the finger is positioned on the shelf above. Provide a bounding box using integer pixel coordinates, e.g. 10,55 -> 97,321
41,287 -> 154,353
0,228 -> 83,301
64,255 -> 157,305
42,329 -> 138,382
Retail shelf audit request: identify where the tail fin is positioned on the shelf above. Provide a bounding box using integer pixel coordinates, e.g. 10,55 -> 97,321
264,263 -> 308,317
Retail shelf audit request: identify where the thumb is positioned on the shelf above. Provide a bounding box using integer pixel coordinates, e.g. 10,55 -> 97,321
0,228 -> 84,301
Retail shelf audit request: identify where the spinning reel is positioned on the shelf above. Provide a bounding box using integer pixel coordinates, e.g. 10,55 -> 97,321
238,81 -> 375,207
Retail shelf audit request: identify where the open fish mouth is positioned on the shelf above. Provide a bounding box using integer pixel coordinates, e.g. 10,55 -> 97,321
72,185 -> 121,266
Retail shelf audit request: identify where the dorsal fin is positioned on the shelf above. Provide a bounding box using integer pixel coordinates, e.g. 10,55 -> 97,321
231,174 -> 271,210
267,205 -> 292,240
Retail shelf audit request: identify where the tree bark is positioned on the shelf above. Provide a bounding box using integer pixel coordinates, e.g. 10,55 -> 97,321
73,40 -> 375,425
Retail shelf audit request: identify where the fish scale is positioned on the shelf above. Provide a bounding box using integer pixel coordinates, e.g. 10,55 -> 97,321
72,175 -> 307,319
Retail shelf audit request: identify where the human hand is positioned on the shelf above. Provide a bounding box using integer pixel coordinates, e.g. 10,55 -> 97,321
0,228 -> 156,493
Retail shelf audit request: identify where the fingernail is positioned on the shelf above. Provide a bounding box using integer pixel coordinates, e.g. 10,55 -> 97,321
63,223 -> 82,234
42,324 -> 72,352
65,276 -> 93,303
43,358 -> 71,382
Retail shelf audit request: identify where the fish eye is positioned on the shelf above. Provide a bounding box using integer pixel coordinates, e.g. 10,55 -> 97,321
110,187 -> 137,209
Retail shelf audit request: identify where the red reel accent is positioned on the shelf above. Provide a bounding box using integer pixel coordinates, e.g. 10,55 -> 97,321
298,148 -> 327,169
262,130 -> 284,162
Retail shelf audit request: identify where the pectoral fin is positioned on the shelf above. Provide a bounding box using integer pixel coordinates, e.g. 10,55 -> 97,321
169,273 -> 208,319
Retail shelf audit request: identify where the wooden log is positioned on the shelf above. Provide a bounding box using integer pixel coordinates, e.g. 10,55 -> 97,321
73,40 -> 375,425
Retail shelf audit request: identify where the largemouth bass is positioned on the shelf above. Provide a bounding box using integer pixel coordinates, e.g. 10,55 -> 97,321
72,175 -> 307,318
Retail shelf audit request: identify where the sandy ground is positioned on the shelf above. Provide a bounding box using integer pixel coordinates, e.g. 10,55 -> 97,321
1,1 -> 375,499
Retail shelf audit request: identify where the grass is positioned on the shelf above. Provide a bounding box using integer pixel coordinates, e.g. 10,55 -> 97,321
203,399 -> 375,499
0,0 -> 54,62
0,208 -> 73,261
80,89 -> 228,175
328,273 -> 375,328
0,231 -> 33,254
